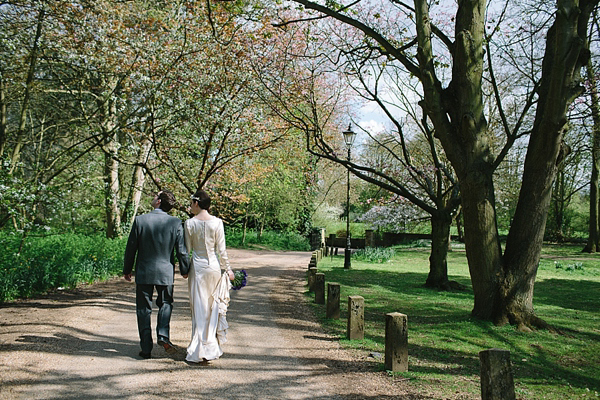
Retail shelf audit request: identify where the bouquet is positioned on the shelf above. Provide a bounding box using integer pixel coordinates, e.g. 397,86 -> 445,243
231,269 -> 248,290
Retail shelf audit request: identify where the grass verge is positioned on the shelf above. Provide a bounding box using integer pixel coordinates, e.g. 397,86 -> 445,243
309,243 -> 600,399
226,228 -> 310,251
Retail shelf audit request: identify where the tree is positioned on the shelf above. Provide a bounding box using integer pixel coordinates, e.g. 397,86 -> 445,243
583,10 -> 600,252
277,0 -> 598,328
547,130 -> 589,241
0,0 -> 322,243
252,13 -> 462,288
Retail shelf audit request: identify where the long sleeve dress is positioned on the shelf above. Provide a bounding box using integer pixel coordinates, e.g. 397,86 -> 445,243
184,217 -> 231,362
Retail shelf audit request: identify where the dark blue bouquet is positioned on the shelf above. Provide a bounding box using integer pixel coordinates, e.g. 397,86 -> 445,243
231,269 -> 247,290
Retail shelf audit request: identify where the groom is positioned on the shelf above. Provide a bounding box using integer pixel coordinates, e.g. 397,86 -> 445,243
123,190 -> 190,359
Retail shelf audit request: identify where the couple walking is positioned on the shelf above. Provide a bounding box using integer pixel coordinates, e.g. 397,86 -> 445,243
123,189 -> 234,363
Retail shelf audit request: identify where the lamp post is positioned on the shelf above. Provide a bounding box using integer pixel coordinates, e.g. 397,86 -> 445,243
342,123 -> 357,269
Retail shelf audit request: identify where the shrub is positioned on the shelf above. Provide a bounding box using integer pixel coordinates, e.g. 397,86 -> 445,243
352,247 -> 396,263
0,232 -> 126,303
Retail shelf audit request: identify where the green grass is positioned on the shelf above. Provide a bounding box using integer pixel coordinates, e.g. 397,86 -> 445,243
310,244 -> 600,399
226,228 -> 310,251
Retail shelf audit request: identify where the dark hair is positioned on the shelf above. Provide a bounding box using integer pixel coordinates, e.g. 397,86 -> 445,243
158,190 -> 177,212
191,189 -> 211,211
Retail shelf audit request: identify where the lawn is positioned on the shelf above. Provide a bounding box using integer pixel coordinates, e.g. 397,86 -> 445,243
309,243 -> 600,399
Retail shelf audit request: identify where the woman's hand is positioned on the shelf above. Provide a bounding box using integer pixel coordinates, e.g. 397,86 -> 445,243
227,270 -> 235,281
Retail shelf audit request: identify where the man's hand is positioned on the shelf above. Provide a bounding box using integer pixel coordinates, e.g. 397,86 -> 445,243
124,274 -> 132,282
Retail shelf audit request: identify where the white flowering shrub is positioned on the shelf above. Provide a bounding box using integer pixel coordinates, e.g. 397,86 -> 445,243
357,201 -> 427,233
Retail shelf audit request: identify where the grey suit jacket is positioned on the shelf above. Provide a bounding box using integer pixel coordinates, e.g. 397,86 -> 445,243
123,209 -> 190,285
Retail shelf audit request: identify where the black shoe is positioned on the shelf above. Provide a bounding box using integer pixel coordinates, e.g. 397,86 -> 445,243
158,338 -> 177,354
139,351 -> 151,359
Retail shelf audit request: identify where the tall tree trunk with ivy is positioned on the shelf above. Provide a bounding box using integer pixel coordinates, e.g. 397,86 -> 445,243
8,9 -> 44,174
100,78 -> 121,239
122,136 -> 152,229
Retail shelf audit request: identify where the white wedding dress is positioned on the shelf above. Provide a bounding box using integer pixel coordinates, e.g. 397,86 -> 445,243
184,217 -> 231,362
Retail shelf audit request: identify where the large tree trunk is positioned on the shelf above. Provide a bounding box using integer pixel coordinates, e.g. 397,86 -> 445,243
584,56 -> 600,253
460,171 -> 503,319
415,0 -> 503,312
499,139 -> 568,330
500,0 -> 595,330
426,212 -> 459,290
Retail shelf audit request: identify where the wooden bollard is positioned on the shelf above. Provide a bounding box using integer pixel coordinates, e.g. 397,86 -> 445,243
479,349 -> 516,400
308,259 -> 316,270
385,312 -> 408,372
326,283 -> 340,319
314,273 -> 325,304
347,295 -> 364,339
308,267 -> 317,292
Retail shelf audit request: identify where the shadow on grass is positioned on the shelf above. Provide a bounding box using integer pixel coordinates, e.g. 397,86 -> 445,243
310,266 -> 600,394
534,278 -> 600,313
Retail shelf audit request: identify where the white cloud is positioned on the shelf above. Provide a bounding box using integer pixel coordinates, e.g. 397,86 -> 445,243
358,119 -> 386,135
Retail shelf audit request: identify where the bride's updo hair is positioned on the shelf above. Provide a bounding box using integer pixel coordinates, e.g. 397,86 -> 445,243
191,189 -> 211,211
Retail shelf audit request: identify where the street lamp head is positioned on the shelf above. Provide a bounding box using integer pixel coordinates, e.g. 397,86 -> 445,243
342,123 -> 357,148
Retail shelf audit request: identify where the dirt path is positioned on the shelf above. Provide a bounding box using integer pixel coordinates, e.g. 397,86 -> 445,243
0,249 -> 423,399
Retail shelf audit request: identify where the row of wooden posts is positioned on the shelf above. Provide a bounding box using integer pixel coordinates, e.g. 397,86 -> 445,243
308,246 -> 518,400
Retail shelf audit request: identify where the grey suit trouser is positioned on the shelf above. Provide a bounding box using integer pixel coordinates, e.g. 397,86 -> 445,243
136,284 -> 174,354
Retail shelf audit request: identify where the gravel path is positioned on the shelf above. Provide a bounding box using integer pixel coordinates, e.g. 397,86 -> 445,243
0,249 -> 422,399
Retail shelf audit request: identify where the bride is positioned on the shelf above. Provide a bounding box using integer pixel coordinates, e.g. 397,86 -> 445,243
184,189 -> 234,363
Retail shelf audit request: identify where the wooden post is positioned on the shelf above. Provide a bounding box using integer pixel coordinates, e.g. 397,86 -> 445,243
308,267 -> 317,292
326,283 -> 340,319
384,312 -> 408,372
314,273 -> 325,304
479,349 -> 516,400
309,254 -> 317,269
347,295 -> 364,340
